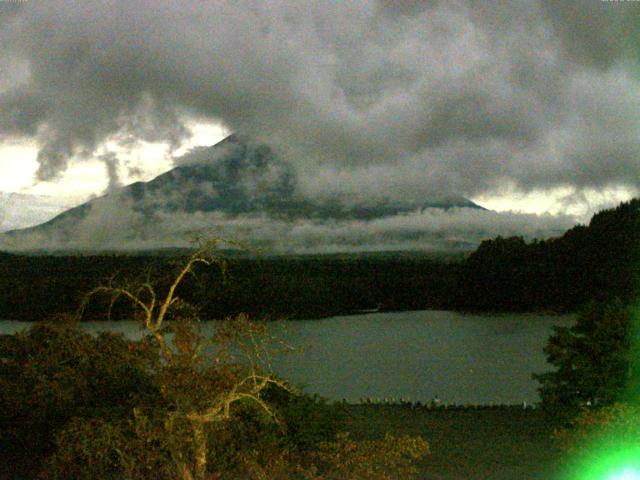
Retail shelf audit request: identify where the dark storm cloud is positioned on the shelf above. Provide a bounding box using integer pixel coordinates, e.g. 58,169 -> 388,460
541,0 -> 640,69
0,87 -> 47,137
0,0 -> 639,199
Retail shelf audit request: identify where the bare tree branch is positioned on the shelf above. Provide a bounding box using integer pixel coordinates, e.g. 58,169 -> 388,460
76,239 -> 296,480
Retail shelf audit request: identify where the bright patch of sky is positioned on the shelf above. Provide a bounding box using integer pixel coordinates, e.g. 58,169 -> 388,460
472,185 -> 639,223
0,120 -> 229,204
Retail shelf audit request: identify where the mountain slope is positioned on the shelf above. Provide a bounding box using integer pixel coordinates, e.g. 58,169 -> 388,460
3,135 -> 485,251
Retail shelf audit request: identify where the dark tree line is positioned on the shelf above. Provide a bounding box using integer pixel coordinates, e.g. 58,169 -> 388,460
456,198 -> 640,312
0,253 -> 460,321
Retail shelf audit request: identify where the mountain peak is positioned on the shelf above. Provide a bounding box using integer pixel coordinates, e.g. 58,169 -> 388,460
3,136 -> 484,252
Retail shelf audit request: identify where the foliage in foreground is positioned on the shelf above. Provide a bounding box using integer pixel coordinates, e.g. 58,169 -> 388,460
1,322 -> 428,480
0,320 -> 156,471
534,299 -> 639,414
1,243 -> 429,479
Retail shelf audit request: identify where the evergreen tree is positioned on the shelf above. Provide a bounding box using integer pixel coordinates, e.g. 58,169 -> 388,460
534,300 -> 638,412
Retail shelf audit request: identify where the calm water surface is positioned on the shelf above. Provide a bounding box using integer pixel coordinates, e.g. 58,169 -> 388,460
0,311 -> 574,404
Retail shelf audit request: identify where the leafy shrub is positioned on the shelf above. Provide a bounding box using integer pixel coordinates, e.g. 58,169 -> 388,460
0,319 -> 156,477
41,416 -> 175,480
308,432 -> 430,480
262,384 -> 347,451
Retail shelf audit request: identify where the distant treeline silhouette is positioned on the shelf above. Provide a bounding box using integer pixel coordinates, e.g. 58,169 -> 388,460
0,198 -> 638,320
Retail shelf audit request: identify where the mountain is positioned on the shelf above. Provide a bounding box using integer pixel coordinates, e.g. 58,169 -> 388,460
3,135 -> 484,251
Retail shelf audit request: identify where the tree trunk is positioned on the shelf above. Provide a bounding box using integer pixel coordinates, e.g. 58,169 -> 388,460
177,462 -> 194,480
193,421 -> 208,480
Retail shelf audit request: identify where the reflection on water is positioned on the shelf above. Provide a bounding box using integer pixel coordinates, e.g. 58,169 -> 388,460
0,311 -> 574,404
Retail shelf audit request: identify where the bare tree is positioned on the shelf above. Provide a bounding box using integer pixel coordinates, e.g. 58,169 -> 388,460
80,239 -> 292,480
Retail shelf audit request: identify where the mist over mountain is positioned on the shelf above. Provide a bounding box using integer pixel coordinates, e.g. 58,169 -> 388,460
0,193 -> 74,232
1,136 -> 574,253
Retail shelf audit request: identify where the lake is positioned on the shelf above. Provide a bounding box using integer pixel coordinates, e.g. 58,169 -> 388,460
0,310 -> 574,405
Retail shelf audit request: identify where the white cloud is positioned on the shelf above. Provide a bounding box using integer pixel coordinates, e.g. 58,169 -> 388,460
1,202 -> 576,253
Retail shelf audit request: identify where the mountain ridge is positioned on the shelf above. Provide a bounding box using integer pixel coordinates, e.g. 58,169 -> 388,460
4,135 -> 484,250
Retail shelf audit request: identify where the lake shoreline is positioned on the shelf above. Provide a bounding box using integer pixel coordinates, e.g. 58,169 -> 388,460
1,311 -> 574,405
0,304 -> 574,323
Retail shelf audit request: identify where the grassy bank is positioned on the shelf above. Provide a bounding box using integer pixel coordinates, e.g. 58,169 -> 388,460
343,404 -> 564,480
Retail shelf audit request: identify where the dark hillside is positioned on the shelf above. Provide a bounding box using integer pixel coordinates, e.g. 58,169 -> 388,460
456,198 -> 640,311
0,253 -> 459,321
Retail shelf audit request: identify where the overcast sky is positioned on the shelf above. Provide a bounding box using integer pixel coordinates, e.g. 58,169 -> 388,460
1,0 -> 639,232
